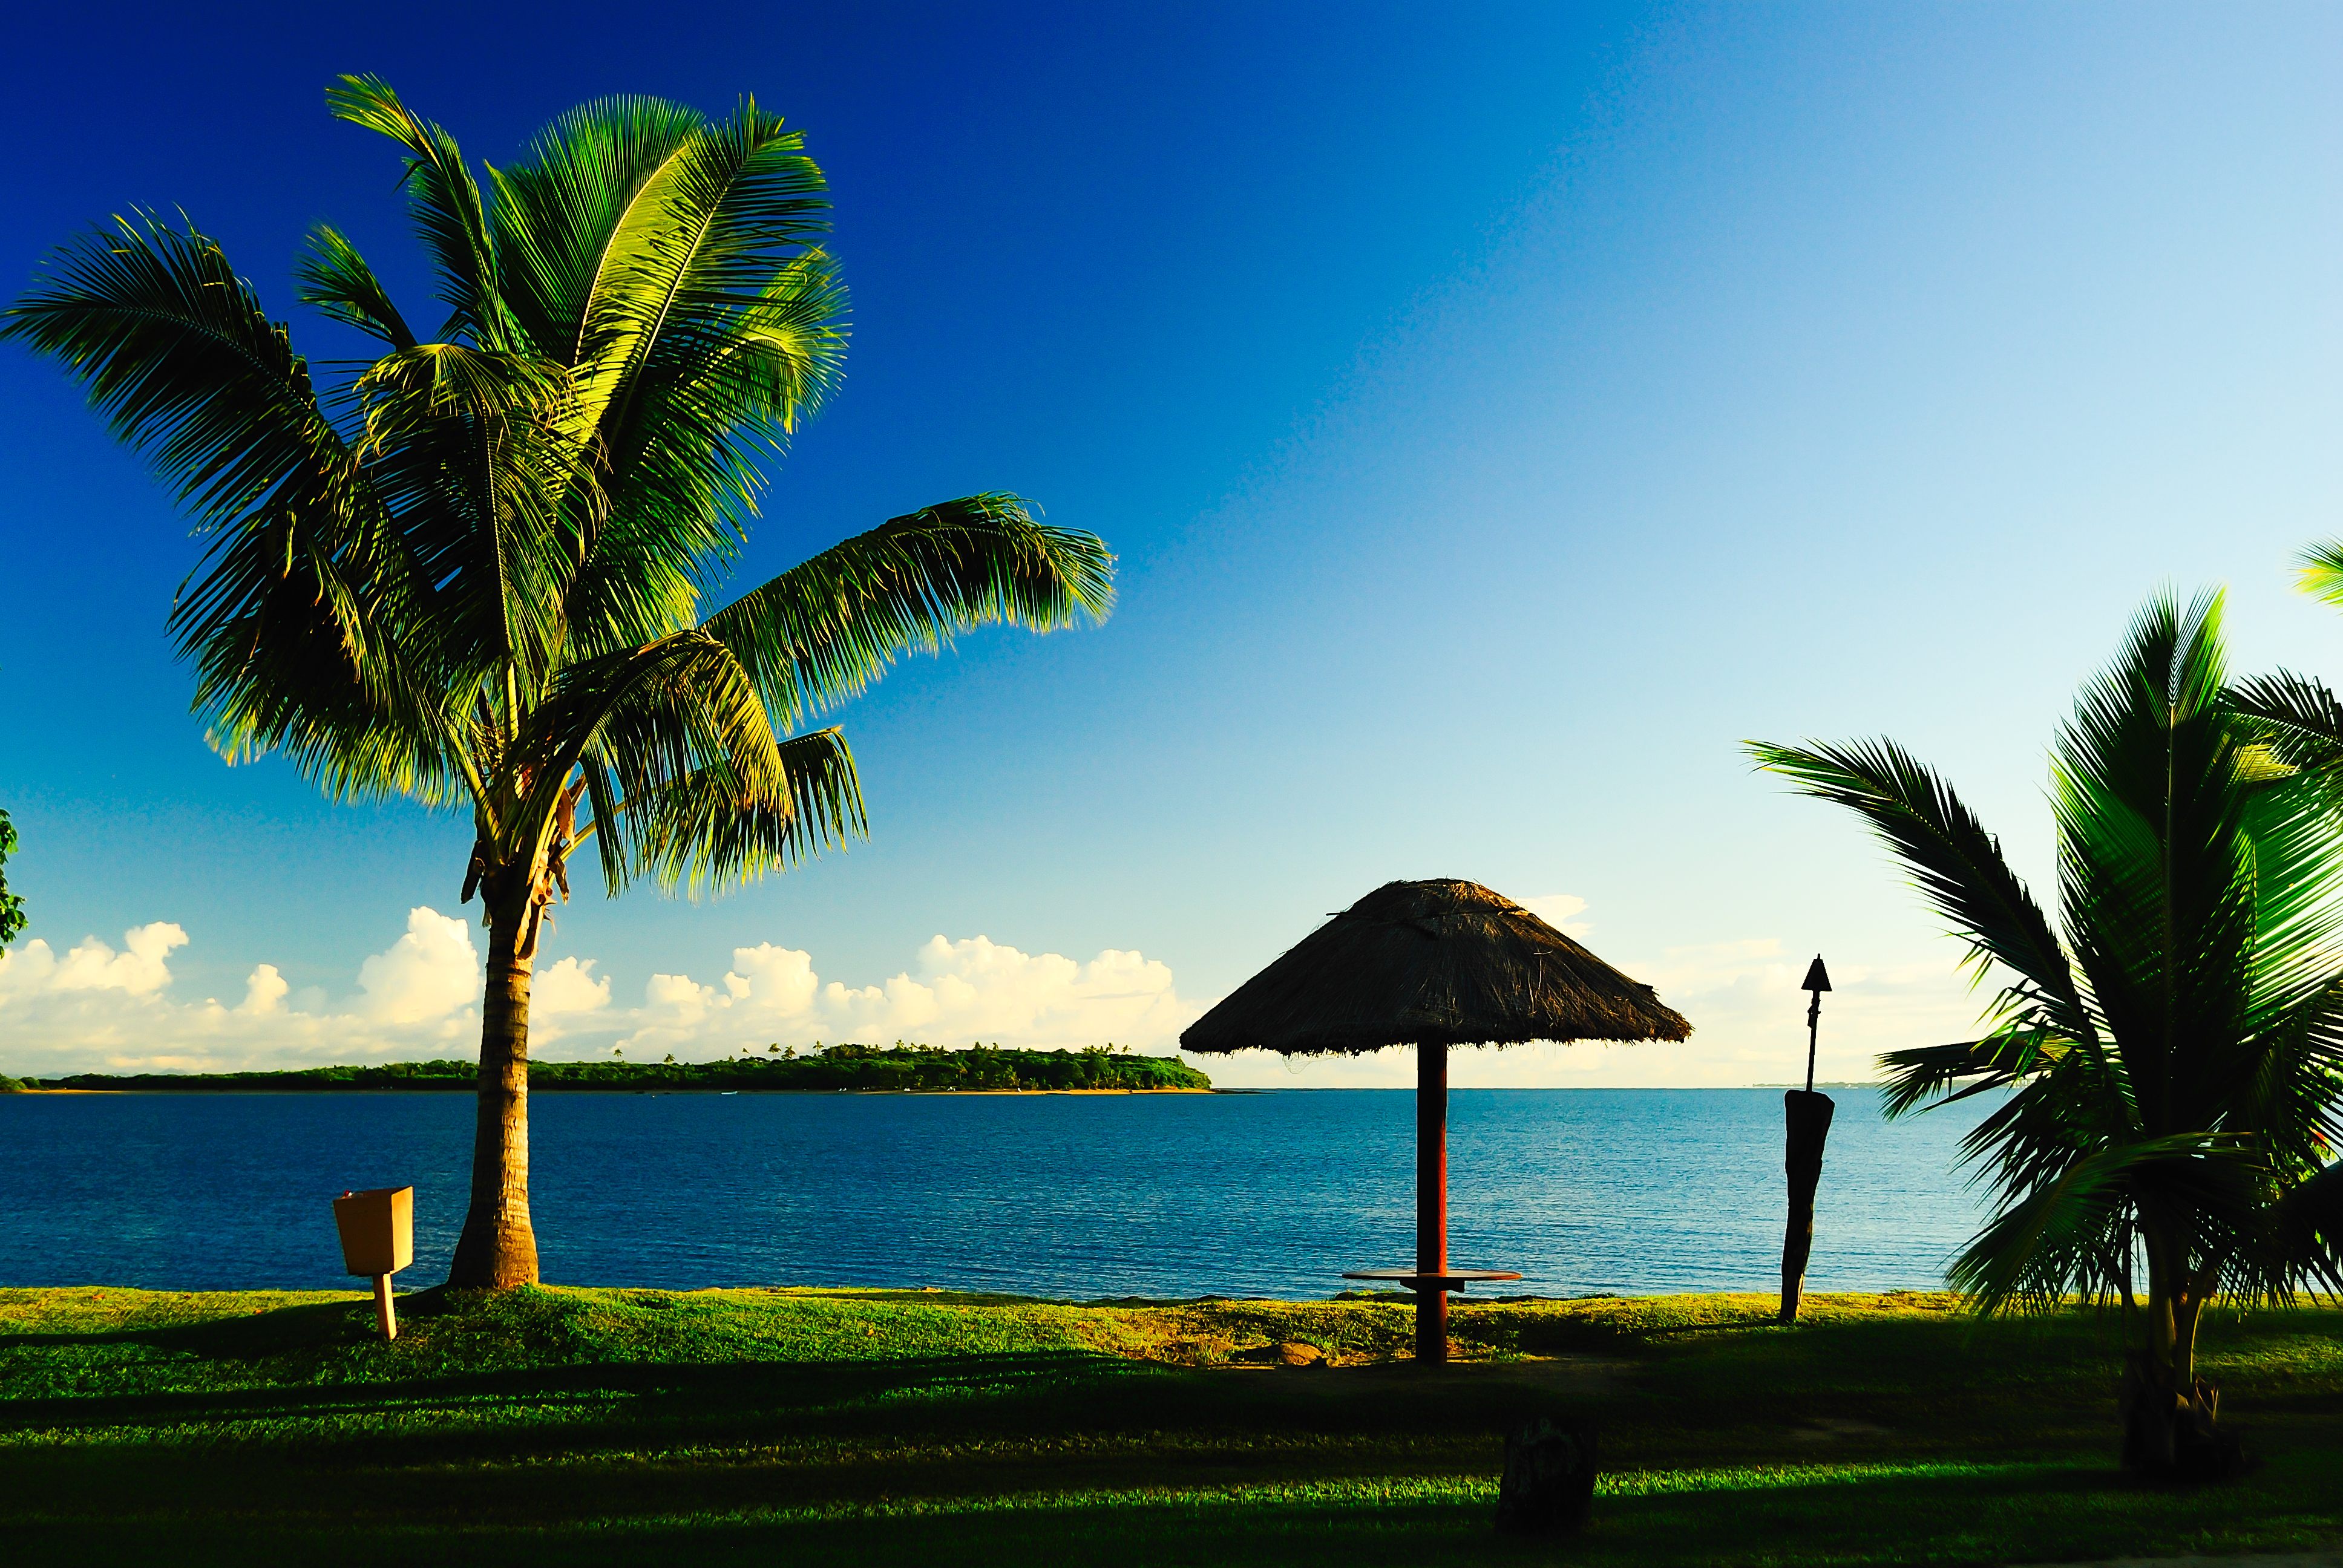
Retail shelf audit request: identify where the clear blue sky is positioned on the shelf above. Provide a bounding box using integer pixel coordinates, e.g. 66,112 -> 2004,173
2,2 -> 2338,1084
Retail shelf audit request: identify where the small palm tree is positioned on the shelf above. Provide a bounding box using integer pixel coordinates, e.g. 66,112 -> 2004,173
1751,592 -> 2343,1475
5,80 -> 1112,1287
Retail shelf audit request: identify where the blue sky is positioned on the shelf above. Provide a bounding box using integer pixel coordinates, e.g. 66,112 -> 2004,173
1,2 -> 2338,1085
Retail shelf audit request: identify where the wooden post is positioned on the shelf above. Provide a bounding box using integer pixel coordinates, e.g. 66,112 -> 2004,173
1417,1040 -> 1448,1364
373,1273 -> 398,1341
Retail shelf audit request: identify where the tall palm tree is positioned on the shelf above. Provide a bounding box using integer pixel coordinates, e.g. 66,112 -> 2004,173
1751,592 -> 2343,1475
4,79 -> 1113,1289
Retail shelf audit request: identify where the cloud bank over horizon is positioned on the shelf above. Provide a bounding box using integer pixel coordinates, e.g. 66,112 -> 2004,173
0,897 -> 1985,1086
0,908 -> 1205,1077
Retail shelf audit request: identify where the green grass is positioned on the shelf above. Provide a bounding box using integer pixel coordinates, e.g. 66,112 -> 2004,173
2,1284 -> 2338,1564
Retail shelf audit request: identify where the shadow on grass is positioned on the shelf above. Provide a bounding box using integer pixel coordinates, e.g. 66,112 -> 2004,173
0,1342 -> 1608,1458
11,1442 -> 2339,1568
9,1293 -> 2341,1567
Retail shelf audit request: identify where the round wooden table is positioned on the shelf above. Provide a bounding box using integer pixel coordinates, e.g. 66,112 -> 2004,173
1341,1269 -> 1524,1291
1343,1267 -> 1523,1361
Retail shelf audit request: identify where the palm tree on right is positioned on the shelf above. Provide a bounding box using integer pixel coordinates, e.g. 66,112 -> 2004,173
1752,590 -> 2343,1478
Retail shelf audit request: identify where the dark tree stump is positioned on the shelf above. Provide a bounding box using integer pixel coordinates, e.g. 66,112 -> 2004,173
2118,1351 -> 2246,1481
1496,1416 -> 1598,1534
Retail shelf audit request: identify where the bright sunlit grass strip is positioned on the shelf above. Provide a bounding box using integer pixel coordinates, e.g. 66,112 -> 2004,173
1598,1459 -> 2072,1495
740,1476 -> 1496,1521
464,1459 -> 2085,1524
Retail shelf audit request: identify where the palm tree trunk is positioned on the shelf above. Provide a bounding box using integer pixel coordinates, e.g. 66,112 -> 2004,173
447,910 -> 540,1287
2119,1230 -> 2238,1478
2173,1293 -> 2203,1389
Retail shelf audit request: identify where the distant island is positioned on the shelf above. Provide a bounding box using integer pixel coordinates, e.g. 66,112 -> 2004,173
5,1042 -> 1213,1095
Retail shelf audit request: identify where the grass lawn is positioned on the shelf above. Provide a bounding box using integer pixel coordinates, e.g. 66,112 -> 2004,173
2,1284 -> 2338,1565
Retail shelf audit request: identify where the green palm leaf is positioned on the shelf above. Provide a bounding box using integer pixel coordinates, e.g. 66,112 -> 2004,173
485,97 -> 707,356
1,213 -> 351,528
327,75 -> 516,350
294,226 -> 418,350
629,728 -> 866,894
705,494 -> 1115,730
1742,736 -> 2094,1050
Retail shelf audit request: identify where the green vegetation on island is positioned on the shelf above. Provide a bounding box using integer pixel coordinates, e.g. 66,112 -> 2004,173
16,1042 -> 1210,1095
3,1285 -> 2341,1566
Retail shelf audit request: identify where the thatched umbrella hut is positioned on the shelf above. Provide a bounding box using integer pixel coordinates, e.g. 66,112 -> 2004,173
1182,878 -> 1691,1362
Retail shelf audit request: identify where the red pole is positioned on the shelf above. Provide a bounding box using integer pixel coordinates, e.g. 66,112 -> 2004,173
1417,1040 -> 1448,1364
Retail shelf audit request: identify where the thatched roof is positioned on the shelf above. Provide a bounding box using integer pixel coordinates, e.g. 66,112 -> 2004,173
1181,878 -> 1692,1056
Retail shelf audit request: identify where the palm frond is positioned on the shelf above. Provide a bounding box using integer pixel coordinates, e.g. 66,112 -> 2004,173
625,727 -> 865,894
174,506 -> 470,805
592,249 -> 847,564
516,630 -> 782,877
485,96 -> 707,356
1746,737 -> 2096,1051
0,212 -> 464,802
2051,592 -> 2250,1134
2298,540 -> 2343,612
704,494 -> 1115,730
327,75 -> 516,350
293,226 -> 418,350
562,100 -> 844,568
2232,670 -> 2343,822
355,344 -> 600,697
569,96 -> 831,407
2267,1157 -> 2343,1295
2,214 -> 349,528
2233,770 -> 2343,1031
2221,979 -> 2343,1174
1877,1034 -> 2056,1119
1948,1133 -> 2261,1313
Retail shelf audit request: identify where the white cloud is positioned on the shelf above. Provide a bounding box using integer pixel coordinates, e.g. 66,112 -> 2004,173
7,922 -> 191,996
533,956 -> 610,1018
0,897 -> 1985,1088
0,913 -> 1202,1077
237,964 -> 289,1016
1519,892 -> 1590,935
356,908 -> 480,1024
0,909 -> 482,1078
607,933 -> 1193,1057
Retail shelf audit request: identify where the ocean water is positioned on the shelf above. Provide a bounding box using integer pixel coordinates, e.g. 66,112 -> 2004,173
0,1088 -> 2001,1298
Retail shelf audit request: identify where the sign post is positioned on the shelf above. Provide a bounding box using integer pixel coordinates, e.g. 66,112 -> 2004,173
333,1186 -> 415,1339
1778,957 -> 1835,1325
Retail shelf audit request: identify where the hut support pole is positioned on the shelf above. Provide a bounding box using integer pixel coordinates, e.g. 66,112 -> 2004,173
1416,1041 -> 1449,1364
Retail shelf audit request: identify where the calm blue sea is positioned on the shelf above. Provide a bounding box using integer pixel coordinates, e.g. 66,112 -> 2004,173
0,1088 -> 2001,1298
